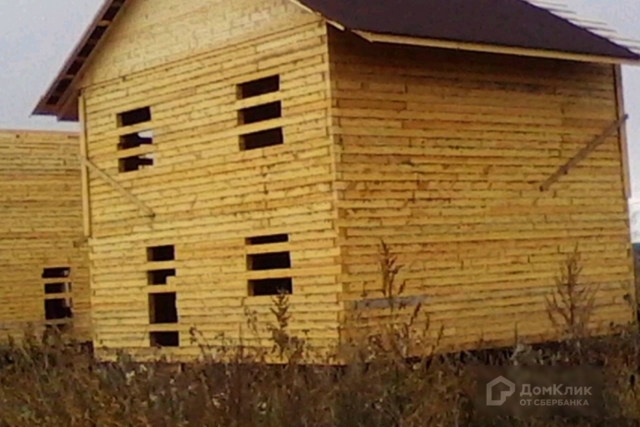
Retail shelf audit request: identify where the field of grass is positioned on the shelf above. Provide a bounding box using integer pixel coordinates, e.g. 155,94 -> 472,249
1,243 -> 639,426
2,327 -> 640,426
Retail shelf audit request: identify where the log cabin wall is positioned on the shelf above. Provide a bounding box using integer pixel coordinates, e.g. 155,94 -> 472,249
77,0 -> 341,360
0,130 -> 90,342
328,28 -> 635,352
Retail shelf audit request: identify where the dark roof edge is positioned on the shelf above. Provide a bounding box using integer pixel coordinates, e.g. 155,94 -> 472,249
32,0 -> 127,118
292,0 -> 640,62
524,0 -> 640,59
32,0 -> 640,120
355,29 -> 640,65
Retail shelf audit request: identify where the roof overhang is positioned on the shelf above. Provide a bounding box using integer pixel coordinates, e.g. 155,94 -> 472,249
293,0 -> 640,64
33,0 -> 127,121
32,0 -> 640,122
353,30 -> 640,66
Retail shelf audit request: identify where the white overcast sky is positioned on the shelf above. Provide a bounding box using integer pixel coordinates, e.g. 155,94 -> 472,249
1,0 -> 640,193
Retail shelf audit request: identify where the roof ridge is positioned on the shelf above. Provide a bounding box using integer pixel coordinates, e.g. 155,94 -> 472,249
525,0 -> 640,55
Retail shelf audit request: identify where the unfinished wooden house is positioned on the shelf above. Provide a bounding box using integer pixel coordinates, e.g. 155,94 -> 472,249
33,0 -> 640,360
0,130 -> 90,342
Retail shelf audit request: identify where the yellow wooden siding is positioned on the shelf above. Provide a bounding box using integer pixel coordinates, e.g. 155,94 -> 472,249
328,29 -> 635,352
80,0 -> 317,86
74,0 -> 635,360
80,1 -> 340,360
0,130 -> 90,342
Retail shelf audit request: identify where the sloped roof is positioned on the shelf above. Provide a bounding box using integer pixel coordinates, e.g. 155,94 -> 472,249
33,0 -> 640,121
298,0 -> 640,60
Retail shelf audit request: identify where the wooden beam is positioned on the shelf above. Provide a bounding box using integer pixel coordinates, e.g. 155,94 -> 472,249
540,115 -> 629,191
44,293 -> 73,301
353,30 -> 640,65
286,0 -> 317,15
57,86 -> 80,122
78,92 -> 92,238
0,128 -> 76,136
80,156 -> 155,218
614,66 -> 632,199
285,0 -> 345,30
612,64 -> 638,323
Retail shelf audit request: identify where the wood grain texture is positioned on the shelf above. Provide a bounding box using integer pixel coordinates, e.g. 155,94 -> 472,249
73,0 -> 635,361
79,0 -> 340,361
328,28 -> 635,352
79,0 -> 317,86
0,130 -> 90,342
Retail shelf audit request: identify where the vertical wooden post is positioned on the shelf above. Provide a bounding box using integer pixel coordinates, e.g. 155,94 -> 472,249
613,64 -> 638,322
614,65 -> 632,200
78,92 -> 92,238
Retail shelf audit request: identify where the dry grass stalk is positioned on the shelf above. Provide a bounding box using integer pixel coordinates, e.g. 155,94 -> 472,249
545,245 -> 598,340
0,245 -> 637,426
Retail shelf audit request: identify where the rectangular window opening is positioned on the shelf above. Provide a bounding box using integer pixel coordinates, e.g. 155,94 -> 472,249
147,245 -> 175,262
148,269 -> 176,286
118,107 -> 151,127
240,128 -> 283,151
118,130 -> 154,150
247,252 -> 291,271
119,153 -> 155,173
150,331 -> 180,347
45,283 -> 71,294
149,292 -> 178,324
42,267 -> 70,279
238,75 -> 280,99
246,234 -> 289,245
239,102 -> 281,125
45,299 -> 73,320
249,278 -> 293,296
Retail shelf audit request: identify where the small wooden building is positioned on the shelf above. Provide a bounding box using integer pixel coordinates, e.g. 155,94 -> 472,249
33,0 -> 640,360
0,130 -> 90,342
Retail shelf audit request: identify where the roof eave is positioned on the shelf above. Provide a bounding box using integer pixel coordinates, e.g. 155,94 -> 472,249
33,0 -> 640,121
31,0 -> 128,120
353,30 -> 640,66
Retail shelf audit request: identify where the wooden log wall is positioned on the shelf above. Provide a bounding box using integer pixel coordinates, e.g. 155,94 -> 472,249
78,0 -> 341,361
0,130 -> 90,342
328,29 -> 635,352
